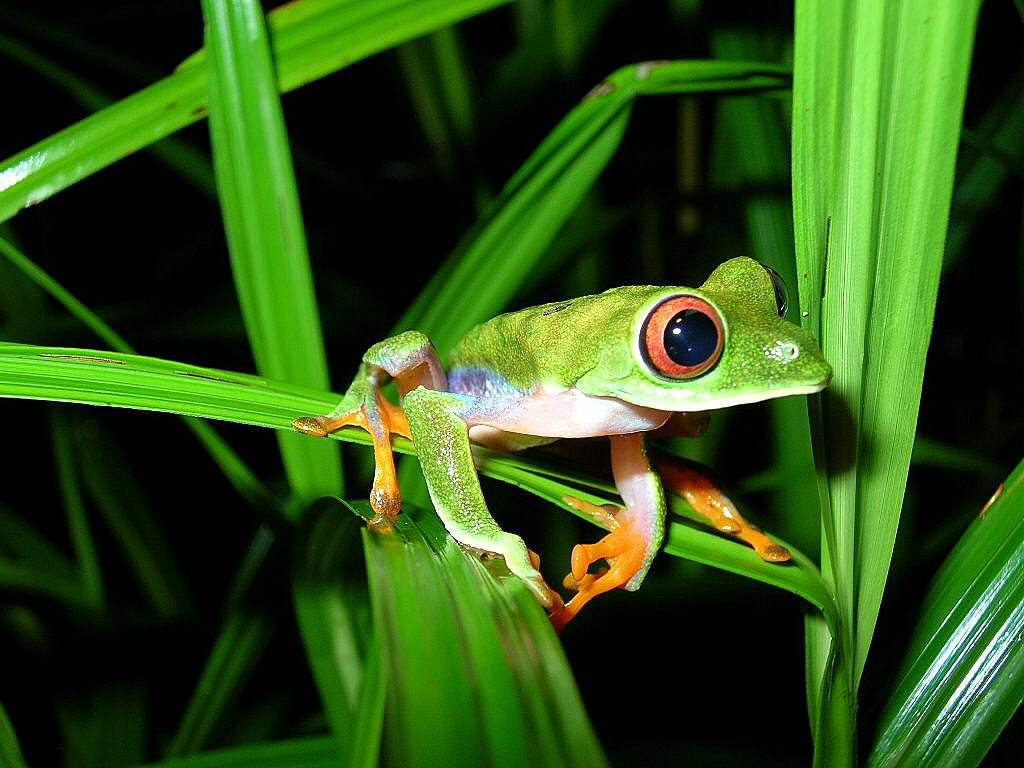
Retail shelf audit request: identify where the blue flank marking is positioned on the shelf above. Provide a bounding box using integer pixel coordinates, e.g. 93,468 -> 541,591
447,366 -> 525,397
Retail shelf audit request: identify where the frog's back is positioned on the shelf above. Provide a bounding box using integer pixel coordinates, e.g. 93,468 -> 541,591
447,286 -> 661,396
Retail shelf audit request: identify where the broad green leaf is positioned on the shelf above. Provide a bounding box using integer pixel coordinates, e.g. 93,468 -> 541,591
356,497 -> 608,767
166,610 -> 274,757
143,735 -> 338,768
869,459 -> 1024,767
202,0 -> 340,504
0,0 -> 517,223
0,700 -> 28,768
792,0 -> 982,762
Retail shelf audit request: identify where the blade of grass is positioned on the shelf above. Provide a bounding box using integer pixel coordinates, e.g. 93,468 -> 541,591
74,417 -> 192,620
792,0 -> 982,762
0,701 -> 28,768
202,0 -> 340,505
52,414 -> 105,611
143,735 -> 338,768
0,235 -> 277,516
292,501 -> 374,755
0,558 -> 91,609
397,59 -> 791,354
868,459 -> 1024,767
166,609 -> 274,757
0,31 -> 215,196
0,504 -> 76,577
56,681 -> 146,768
0,0 -> 517,223
357,496 -> 608,767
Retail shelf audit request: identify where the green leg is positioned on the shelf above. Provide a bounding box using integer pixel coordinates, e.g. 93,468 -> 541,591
402,387 -> 558,609
292,331 -> 444,518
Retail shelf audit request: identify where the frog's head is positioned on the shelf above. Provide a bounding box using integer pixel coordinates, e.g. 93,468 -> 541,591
576,257 -> 832,411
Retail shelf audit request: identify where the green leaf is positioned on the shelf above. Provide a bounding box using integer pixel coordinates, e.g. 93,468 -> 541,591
57,681 -> 147,768
0,30 -> 215,196
166,610 -> 274,757
143,735 -> 338,768
398,59 -> 790,353
0,234 -> 277,517
202,0 -> 340,505
869,459 -> 1024,767
74,417 -> 192,620
357,497 -> 608,767
0,0 -> 517,223
0,700 -> 28,768
292,501 -> 374,755
51,413 -> 105,610
792,0 -> 982,762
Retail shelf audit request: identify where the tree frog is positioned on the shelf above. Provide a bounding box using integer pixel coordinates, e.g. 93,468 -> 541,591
292,257 -> 831,628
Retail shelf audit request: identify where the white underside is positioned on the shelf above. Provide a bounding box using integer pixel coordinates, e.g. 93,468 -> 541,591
464,387 -> 671,440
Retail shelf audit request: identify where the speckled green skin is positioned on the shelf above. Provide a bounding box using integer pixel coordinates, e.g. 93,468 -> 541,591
448,257 -> 831,409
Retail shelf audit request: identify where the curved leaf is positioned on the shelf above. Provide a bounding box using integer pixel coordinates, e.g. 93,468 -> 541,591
0,0 -> 517,222
356,497 -> 608,768
868,459 -> 1024,767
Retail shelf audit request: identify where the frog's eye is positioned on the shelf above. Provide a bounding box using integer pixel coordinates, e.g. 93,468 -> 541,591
641,295 -> 724,379
761,263 -> 788,317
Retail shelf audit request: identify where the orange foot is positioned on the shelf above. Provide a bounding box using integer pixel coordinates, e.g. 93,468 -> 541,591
657,461 -> 790,562
549,496 -> 649,632
293,392 -> 411,528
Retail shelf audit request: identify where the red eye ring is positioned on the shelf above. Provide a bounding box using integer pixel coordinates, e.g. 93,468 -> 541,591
641,295 -> 725,379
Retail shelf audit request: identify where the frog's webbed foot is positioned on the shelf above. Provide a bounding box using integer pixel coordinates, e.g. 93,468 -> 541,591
293,388 -> 412,524
657,458 -> 791,563
550,495 -> 650,633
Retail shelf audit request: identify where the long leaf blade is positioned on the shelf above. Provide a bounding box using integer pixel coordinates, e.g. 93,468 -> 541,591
202,0 -> 339,503
869,460 -> 1024,767
0,0 -> 517,223
792,0 -> 982,761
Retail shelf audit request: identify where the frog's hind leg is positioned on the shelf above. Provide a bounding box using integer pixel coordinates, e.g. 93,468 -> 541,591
553,433 -> 666,630
656,455 -> 790,562
292,331 -> 446,521
401,387 -> 562,610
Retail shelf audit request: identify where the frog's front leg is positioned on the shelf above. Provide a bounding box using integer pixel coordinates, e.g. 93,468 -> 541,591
400,387 -> 561,609
656,454 -> 790,562
292,331 -> 446,522
555,433 -> 666,630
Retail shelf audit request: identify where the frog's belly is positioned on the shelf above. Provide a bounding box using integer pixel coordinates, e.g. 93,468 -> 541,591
459,387 -> 671,443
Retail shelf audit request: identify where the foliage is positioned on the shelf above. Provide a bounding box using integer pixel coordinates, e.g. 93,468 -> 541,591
0,0 -> 1020,765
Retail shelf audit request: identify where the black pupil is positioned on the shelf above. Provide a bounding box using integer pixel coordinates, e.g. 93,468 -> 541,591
664,310 -> 718,367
